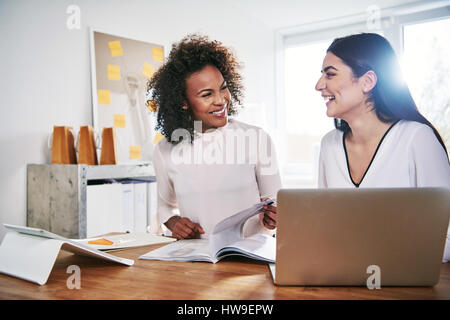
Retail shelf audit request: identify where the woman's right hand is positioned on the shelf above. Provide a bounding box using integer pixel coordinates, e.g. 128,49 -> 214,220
164,216 -> 205,240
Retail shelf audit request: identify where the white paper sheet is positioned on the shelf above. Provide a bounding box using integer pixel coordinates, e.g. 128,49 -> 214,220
209,199 -> 274,255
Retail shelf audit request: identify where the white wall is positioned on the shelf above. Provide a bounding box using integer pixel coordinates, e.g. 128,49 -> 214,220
0,0 -> 275,240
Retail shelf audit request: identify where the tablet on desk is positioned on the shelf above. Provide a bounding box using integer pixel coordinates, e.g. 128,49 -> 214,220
2,223 -> 134,266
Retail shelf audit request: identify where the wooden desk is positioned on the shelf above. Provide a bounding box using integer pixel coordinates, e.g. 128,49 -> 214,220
0,243 -> 449,300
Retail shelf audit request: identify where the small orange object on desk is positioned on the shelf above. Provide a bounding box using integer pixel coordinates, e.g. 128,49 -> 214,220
88,238 -> 114,245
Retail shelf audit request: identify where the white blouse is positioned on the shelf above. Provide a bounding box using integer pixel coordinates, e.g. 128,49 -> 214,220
318,120 -> 450,262
318,120 -> 450,188
152,119 -> 282,239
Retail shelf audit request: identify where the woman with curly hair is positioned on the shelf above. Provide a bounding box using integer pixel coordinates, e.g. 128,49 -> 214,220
147,34 -> 281,240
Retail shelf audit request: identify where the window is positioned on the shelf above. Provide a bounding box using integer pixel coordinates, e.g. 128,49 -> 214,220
282,40 -> 333,187
402,17 -> 450,152
277,22 -> 372,188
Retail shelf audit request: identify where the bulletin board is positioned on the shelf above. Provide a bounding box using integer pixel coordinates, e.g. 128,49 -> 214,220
89,29 -> 164,164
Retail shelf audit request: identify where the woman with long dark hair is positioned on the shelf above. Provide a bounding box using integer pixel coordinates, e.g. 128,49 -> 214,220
315,33 -> 449,262
315,33 -> 449,188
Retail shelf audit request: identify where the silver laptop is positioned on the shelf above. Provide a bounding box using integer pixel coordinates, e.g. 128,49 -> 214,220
270,188 -> 450,286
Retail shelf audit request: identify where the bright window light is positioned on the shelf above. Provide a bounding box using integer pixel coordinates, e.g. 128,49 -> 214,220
282,40 -> 334,187
402,17 -> 450,151
284,41 -> 334,136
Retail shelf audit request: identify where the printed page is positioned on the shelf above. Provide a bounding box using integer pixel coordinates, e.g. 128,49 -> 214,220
209,199 -> 274,255
216,233 -> 276,263
139,239 -> 216,263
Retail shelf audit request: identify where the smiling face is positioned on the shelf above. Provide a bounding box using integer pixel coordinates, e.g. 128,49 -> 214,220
184,64 -> 231,132
315,52 -> 369,121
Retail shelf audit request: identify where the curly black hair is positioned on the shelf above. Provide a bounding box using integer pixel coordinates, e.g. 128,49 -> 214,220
147,34 -> 244,144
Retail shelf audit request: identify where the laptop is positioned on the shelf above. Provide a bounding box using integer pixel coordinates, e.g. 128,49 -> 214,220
270,188 -> 450,286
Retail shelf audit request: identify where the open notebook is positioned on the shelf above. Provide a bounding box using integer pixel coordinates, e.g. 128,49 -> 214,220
139,199 -> 275,263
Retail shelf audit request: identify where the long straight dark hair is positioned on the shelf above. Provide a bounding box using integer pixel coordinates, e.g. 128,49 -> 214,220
327,33 -> 447,155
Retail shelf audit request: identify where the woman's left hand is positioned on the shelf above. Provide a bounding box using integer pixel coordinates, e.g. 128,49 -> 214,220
260,203 -> 277,230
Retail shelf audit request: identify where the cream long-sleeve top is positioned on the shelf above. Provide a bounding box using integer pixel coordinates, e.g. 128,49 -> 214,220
152,119 -> 282,239
318,119 -> 450,262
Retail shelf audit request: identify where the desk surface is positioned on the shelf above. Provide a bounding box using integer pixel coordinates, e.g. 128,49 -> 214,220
0,243 -> 449,300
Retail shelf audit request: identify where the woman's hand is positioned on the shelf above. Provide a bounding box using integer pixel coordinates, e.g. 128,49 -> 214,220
259,202 -> 277,230
164,216 -> 205,240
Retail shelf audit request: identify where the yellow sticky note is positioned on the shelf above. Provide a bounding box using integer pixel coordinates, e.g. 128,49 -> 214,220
153,132 -> 164,145
142,62 -> 155,79
88,238 -> 113,245
108,40 -> 123,57
113,114 -> 126,128
129,145 -> 141,159
98,89 -> 111,105
152,47 -> 164,63
107,64 -> 121,80
147,100 -> 157,112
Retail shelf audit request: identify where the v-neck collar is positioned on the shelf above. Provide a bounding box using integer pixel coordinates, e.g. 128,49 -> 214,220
342,120 -> 400,188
